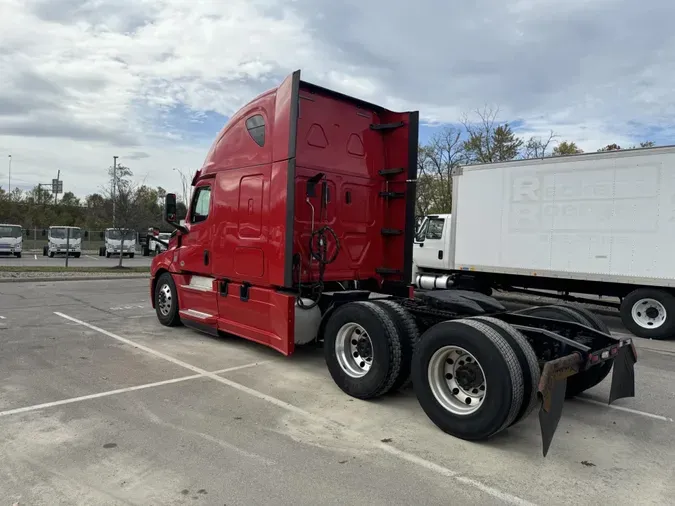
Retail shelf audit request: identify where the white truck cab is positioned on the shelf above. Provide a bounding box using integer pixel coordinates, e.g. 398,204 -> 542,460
44,226 -> 81,258
413,214 -> 453,288
0,224 -> 23,258
99,228 -> 136,258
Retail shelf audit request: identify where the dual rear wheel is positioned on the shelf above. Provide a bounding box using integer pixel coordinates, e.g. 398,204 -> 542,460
324,301 -> 609,441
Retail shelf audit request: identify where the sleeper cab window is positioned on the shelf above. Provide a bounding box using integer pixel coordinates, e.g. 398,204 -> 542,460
246,114 -> 265,147
190,186 -> 212,224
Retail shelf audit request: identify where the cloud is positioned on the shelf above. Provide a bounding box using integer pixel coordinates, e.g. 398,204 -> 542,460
0,0 -> 673,197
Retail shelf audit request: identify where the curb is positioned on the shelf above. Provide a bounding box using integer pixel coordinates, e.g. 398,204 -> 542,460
494,293 -> 620,317
0,274 -> 149,284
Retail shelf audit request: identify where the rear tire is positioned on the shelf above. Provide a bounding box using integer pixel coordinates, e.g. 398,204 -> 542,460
43,246 -> 47,256
15,252 -> 21,258
129,253 -> 135,259
324,301 -> 403,399
472,316 -> 540,427
49,251 -> 54,258
74,252 -> 81,258
620,288 -> 675,341
154,272 -> 181,326
412,319 -> 524,440
371,299 -> 420,392
106,251 -> 111,258
521,304 -> 613,398
99,247 -> 105,256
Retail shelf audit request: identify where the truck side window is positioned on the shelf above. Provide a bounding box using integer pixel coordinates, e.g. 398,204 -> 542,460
246,114 -> 265,147
190,186 -> 212,224
426,218 -> 445,240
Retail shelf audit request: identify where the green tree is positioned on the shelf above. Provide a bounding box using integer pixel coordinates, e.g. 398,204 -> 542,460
553,141 -> 583,156
59,191 -> 80,207
598,143 -> 622,152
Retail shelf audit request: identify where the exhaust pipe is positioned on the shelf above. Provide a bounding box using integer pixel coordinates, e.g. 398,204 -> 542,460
416,274 -> 453,290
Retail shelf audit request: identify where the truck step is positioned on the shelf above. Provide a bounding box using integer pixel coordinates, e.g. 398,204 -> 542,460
379,191 -> 406,199
378,167 -> 405,176
370,121 -> 405,131
381,228 -> 403,236
376,267 -> 403,275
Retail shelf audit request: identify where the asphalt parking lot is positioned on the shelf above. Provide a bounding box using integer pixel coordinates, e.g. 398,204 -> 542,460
1,279 -> 674,505
0,253 -> 152,268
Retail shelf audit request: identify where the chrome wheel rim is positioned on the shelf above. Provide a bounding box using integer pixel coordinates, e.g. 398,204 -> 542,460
158,283 -> 172,316
428,345 -> 486,415
335,323 -> 373,378
631,298 -> 667,330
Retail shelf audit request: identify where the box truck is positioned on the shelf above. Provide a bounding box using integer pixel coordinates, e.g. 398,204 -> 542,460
147,70 -> 636,456
413,146 -> 675,340
43,226 -> 81,258
0,224 -> 22,257
99,228 -> 136,258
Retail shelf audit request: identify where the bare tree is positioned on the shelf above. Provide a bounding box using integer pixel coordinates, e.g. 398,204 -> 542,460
461,106 -> 523,163
417,127 -> 464,214
173,168 -> 191,207
523,130 -> 557,159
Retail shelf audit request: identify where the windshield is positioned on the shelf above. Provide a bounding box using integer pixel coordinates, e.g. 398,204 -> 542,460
51,228 -> 81,240
0,226 -> 21,238
106,229 -> 136,240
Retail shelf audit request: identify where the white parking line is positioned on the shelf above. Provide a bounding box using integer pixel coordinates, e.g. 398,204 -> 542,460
85,255 -> 99,260
54,311 -> 536,506
33,254 -> 37,260
577,397 -> 674,422
0,316 -> 5,319
0,362 -> 269,418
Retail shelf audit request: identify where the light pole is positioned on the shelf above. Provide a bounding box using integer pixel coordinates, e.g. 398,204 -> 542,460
112,155 -> 118,227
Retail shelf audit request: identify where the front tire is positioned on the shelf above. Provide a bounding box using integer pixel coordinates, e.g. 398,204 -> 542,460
129,253 -> 135,259
49,251 -> 54,258
324,301 -> 403,399
74,252 -> 81,258
154,272 -> 181,326
412,319 -> 524,440
14,252 -> 21,258
620,288 -> 675,340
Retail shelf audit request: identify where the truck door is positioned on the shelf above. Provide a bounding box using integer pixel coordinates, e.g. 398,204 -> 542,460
413,215 -> 448,271
176,179 -> 219,323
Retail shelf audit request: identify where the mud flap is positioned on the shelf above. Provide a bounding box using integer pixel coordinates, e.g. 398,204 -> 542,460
537,353 -> 582,457
609,344 -> 637,404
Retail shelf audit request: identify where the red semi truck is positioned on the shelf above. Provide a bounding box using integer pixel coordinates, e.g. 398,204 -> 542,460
149,70 -> 637,456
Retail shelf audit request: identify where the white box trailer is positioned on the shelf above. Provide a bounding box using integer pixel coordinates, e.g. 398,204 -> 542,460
413,145 -> 675,339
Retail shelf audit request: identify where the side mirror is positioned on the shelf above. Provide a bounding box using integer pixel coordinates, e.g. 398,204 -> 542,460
84,231 -> 89,238
165,193 -> 188,233
41,229 -> 46,237
25,229 -> 30,237
165,193 -> 178,223
99,231 -> 104,239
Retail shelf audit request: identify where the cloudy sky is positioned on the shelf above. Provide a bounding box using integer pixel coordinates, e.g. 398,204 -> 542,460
0,0 -> 672,198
